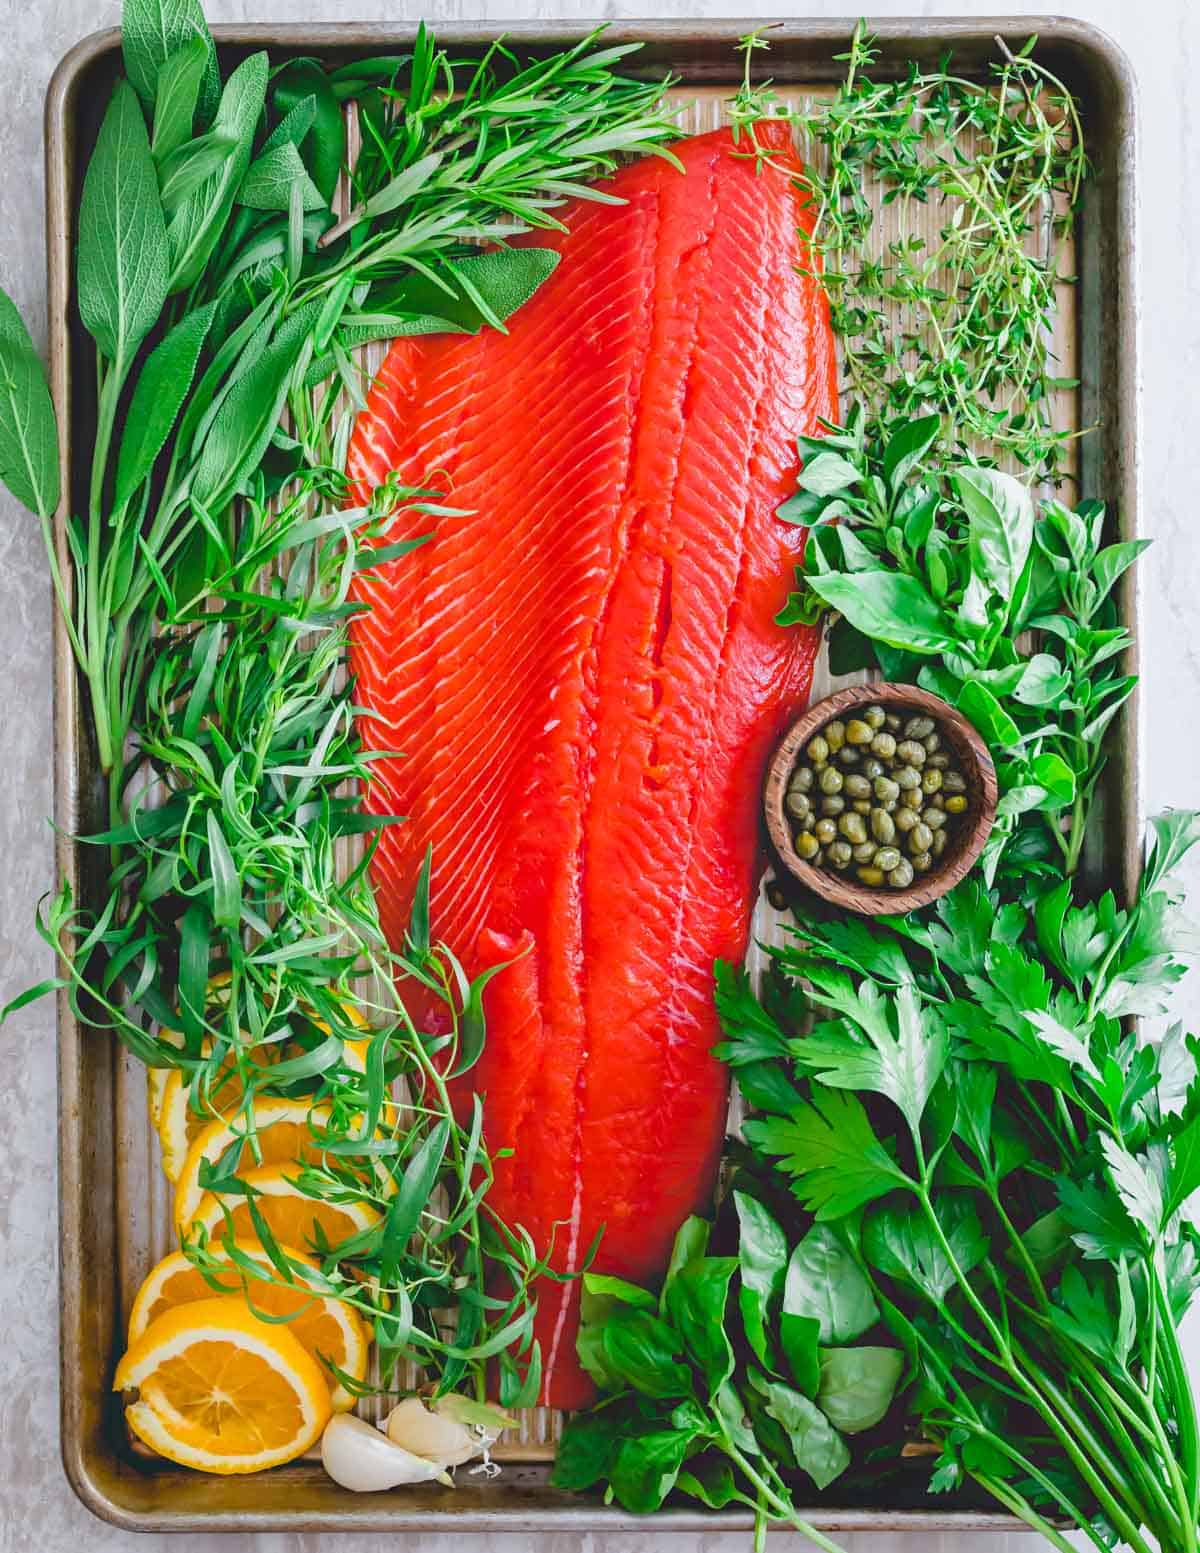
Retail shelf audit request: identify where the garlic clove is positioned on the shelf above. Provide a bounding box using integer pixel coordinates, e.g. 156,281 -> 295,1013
321,1413 -> 452,1492
385,1396 -> 480,1466
431,1394 -> 511,1465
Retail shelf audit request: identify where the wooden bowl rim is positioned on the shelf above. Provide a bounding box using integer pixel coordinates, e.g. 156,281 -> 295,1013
764,683 -> 999,917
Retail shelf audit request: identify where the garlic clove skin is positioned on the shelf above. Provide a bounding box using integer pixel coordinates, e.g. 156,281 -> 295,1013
430,1394 -> 509,1465
321,1413 -> 452,1492
385,1396 -> 482,1467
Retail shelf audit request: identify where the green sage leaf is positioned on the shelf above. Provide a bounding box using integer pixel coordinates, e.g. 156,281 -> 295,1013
0,288 -> 59,517
77,80 -> 169,375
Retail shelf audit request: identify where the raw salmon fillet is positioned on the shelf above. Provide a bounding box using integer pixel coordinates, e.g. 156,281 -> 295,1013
347,122 -> 836,1407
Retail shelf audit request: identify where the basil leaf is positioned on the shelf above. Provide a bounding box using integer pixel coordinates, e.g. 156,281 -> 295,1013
883,414 -> 940,491
609,1427 -> 696,1513
734,1191 -> 788,1367
797,449 -> 862,496
957,679 -> 1020,749
664,1257 -> 737,1397
677,1457 -> 739,1508
660,1214 -> 710,1314
77,81 -> 169,377
779,1311 -> 821,1397
601,1309 -> 693,1400
551,1406 -> 624,1492
150,36 -> 209,161
239,142 -> 326,212
816,1346 -> 904,1434
0,288 -> 59,518
114,301 -> 215,509
1092,538 -> 1152,601
807,570 -> 958,655
761,1378 -> 850,1489
783,1225 -> 879,1345
123,0 -> 220,123
166,52 -> 269,295
956,465 -> 1034,598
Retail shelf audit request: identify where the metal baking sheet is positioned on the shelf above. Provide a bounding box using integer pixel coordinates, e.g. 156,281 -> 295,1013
47,16 -> 1138,1532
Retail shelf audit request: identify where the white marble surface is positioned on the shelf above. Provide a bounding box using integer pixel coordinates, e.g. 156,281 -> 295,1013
0,0 -> 1194,1547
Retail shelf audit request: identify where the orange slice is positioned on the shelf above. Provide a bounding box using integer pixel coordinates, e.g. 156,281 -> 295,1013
115,1296 -> 332,1473
174,1098 -> 338,1231
128,1242 -> 369,1411
188,1163 -> 381,1257
156,1042 -> 280,1184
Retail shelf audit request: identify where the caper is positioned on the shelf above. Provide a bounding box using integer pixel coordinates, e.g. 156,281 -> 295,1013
909,822 -> 934,855
911,851 -> 933,872
791,764 -> 814,792
785,790 -> 812,821
896,765 -> 922,791
806,734 -> 829,764
870,731 -> 897,759
922,768 -> 943,795
871,809 -> 896,844
815,818 -> 838,845
837,746 -> 861,767
824,719 -> 846,753
853,840 -> 878,863
904,716 -> 935,739
885,712 -> 903,731
932,828 -> 949,858
819,766 -> 844,795
894,806 -> 919,833
900,787 -> 924,810
821,795 -> 846,816
844,773 -> 872,799
923,732 -> 941,753
873,775 -> 900,803
852,799 -> 872,816
863,705 -> 886,729
874,846 -> 902,872
863,757 -> 885,780
888,859 -> 915,889
924,806 -> 947,831
827,841 -> 853,869
839,812 -> 868,844
927,753 -> 951,770
766,880 -> 790,911
945,794 -> 969,815
845,718 -> 874,745
896,739 -> 926,766
943,771 -> 967,794
857,865 -> 885,886
795,830 -> 819,860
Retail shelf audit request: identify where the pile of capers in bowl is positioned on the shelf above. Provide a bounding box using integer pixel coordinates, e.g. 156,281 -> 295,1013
785,704 -> 970,889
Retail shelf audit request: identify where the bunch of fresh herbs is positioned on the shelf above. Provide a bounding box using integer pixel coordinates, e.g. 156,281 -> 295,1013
777,409 -> 1143,879
0,0 -> 679,1400
553,1203 -> 904,1548
714,806 -> 1200,1553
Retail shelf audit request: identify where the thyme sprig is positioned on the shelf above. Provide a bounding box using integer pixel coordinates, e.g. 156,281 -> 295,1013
737,24 -> 1087,480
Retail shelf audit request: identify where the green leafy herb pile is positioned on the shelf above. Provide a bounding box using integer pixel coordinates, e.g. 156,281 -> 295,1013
0,0 -> 679,1400
553,1205 -> 902,1547
713,808 -> 1200,1553
777,410 -> 1143,879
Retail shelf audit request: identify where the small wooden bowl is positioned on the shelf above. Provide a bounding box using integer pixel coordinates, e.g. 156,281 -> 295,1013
764,683 -> 998,916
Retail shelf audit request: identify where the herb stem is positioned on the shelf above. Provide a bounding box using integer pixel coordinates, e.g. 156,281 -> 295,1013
718,1431 -> 846,1553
